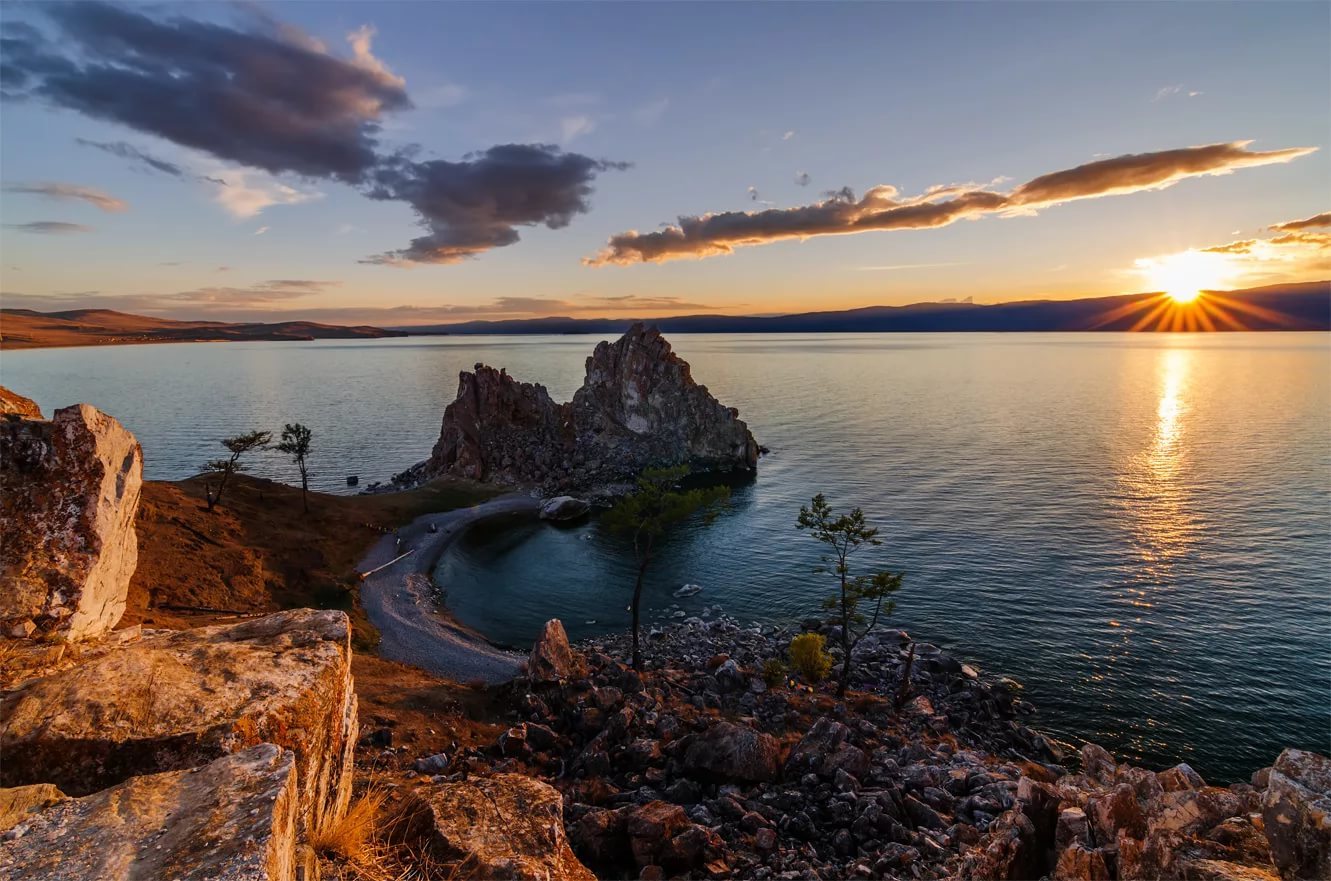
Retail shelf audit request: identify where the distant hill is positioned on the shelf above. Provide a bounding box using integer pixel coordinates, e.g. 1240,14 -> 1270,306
0,308 -> 408,350
398,281 -> 1330,335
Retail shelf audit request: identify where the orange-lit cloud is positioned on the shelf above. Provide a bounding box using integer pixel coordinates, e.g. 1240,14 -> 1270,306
1131,211 -> 1331,292
2,182 -> 127,213
586,141 -> 1317,266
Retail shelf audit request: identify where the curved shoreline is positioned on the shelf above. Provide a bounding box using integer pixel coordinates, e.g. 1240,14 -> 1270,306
357,494 -> 540,684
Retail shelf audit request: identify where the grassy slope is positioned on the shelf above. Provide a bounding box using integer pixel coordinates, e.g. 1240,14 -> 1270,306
127,473 -> 498,650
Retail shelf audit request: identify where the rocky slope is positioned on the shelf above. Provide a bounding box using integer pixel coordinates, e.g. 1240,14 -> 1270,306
1,396 -> 143,641
424,324 -> 759,491
349,616 -> 1329,881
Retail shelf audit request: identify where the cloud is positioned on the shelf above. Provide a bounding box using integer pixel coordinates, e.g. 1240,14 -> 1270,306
253,226 -> 270,236
361,144 -> 629,265
747,186 -> 759,201
75,139 -> 185,176
3,221 -> 93,234
782,130 -> 795,141
2,181 -> 126,212
795,171 -> 811,186
0,289 -> 717,323
633,97 -> 669,126
1138,216 -> 1331,288
586,141 -> 1317,265
416,82 -> 467,109
560,114 -> 596,143
0,279 -> 340,315
1270,212 -> 1330,232
1153,85 -> 1202,102
853,262 -> 964,271
209,170 -> 320,218
2,4 -> 408,181
3,3 -> 624,264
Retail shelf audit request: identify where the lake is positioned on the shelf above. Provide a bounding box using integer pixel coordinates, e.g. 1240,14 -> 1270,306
6,332 -> 1329,781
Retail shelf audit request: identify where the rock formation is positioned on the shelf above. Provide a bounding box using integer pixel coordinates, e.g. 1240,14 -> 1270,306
1,609 -> 356,836
527,618 -> 587,684
405,773 -> 595,881
1,402 -> 142,640
426,324 -> 758,490
0,745 -> 303,881
0,386 -> 41,419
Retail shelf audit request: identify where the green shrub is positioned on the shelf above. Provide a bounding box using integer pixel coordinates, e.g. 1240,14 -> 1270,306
788,632 -> 833,683
762,658 -> 788,687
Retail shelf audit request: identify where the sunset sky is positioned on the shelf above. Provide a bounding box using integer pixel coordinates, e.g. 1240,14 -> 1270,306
1,1 -> 1327,325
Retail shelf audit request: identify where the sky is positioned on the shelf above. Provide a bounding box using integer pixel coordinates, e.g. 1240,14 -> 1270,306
0,1 -> 1327,325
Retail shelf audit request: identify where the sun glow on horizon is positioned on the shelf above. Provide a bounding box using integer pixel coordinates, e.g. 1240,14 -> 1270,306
1135,249 -> 1236,304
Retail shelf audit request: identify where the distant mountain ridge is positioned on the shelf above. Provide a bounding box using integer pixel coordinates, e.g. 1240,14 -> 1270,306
0,308 -> 407,350
398,281 -> 1330,335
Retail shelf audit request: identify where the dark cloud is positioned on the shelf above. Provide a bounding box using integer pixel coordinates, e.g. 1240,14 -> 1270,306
3,2 -> 408,182
3,3 -> 624,264
587,141 -> 1316,265
360,145 -> 629,264
1270,212 -> 1330,232
2,181 -> 126,212
75,138 -> 185,177
3,221 -> 93,234
795,171 -> 810,186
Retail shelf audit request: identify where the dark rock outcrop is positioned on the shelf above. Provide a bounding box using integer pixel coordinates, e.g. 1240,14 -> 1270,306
426,324 -> 758,490
0,402 -> 142,641
1261,748 -> 1331,880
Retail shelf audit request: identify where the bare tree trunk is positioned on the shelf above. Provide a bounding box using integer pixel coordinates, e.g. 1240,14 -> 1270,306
300,465 -> 309,513
895,641 -> 915,708
837,562 -> 851,698
631,560 -> 647,671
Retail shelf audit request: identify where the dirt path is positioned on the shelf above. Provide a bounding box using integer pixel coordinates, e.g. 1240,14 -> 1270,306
358,494 -> 539,684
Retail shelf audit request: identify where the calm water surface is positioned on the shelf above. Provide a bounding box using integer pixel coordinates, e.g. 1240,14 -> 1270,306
6,333 -> 1329,780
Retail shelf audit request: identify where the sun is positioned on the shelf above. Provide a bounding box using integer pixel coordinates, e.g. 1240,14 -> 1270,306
1139,249 -> 1234,304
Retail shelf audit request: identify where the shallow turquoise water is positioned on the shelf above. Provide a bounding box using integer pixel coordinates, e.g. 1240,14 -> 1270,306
6,332 -> 1329,781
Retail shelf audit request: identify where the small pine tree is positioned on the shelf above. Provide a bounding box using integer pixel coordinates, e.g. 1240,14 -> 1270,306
203,430 -> 271,511
797,494 -> 904,697
276,423 -> 314,513
603,465 -> 729,671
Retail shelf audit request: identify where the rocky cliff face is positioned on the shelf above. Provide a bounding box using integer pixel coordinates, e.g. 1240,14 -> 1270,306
0,402 -> 143,641
426,324 -> 758,489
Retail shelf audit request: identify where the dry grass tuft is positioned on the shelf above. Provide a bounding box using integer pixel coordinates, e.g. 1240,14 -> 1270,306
312,788 -> 400,879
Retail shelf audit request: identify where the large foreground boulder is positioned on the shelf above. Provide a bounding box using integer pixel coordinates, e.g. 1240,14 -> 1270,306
0,402 -> 142,641
1261,748 -> 1331,880
407,773 -> 595,881
0,609 -> 356,835
427,324 -> 758,488
0,745 -> 302,881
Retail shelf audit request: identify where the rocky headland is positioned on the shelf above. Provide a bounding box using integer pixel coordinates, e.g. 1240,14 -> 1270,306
2,381 -> 1327,881
416,323 -> 759,493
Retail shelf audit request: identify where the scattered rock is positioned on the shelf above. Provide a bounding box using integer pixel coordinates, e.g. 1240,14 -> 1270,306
681,721 -> 780,783
528,618 -> 587,684
0,403 -> 142,641
0,609 -> 356,836
673,584 -> 703,598
0,783 -> 65,834
409,773 -> 595,881
0,745 -> 299,881
539,496 -> 591,521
